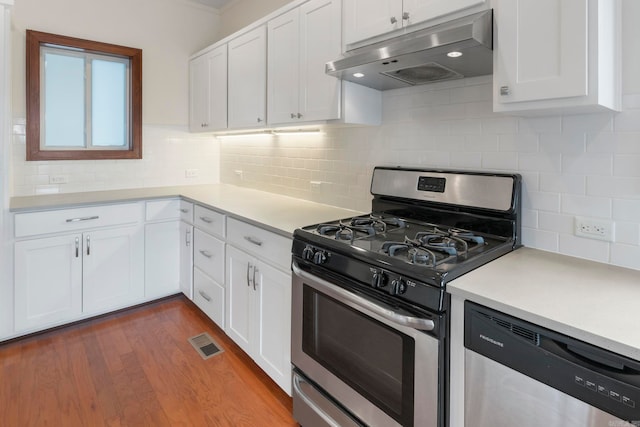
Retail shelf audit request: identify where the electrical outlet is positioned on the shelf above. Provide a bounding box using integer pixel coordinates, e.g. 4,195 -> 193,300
574,216 -> 615,242
49,175 -> 68,184
185,169 -> 199,178
234,170 -> 243,181
310,181 -> 323,190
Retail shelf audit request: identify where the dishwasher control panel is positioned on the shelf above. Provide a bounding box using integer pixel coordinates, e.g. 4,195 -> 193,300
465,301 -> 640,423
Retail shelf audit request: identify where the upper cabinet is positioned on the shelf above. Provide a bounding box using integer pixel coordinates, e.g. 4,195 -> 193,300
189,44 -> 227,132
228,26 -> 268,129
344,0 -> 486,46
267,0 -> 342,125
493,0 -> 621,114
267,0 -> 381,127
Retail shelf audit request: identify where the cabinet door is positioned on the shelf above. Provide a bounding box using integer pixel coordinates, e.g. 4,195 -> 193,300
299,0 -> 341,122
83,226 -> 144,314
268,9 -> 300,125
145,221 -> 181,299
180,222 -> 194,299
208,44 -> 228,131
344,0 -> 402,45
225,245 -> 254,354
254,261 -> 292,395
228,26 -> 267,129
494,0 -> 588,104
14,234 -> 82,331
403,0 -> 485,27
189,54 -> 210,132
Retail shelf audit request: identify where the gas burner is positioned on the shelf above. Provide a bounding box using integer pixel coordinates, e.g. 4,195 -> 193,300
316,222 -> 378,242
381,236 -> 456,267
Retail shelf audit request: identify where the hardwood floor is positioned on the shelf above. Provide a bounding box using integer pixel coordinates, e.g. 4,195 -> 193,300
0,296 -> 298,427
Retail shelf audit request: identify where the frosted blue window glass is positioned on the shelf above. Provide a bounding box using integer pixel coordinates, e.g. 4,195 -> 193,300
44,52 -> 85,147
92,59 -> 127,147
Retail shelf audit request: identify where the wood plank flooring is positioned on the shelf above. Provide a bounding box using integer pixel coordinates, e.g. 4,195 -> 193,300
0,296 -> 298,427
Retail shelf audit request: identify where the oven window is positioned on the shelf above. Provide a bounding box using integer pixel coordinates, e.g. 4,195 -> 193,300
302,284 -> 415,426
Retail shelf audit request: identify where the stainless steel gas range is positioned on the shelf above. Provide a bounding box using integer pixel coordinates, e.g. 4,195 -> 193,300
291,167 -> 522,427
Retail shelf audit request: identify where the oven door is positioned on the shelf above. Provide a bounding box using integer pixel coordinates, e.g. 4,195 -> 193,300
291,260 -> 442,427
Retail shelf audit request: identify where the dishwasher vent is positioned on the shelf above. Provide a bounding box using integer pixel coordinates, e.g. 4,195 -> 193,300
188,332 -> 224,360
479,312 -> 540,346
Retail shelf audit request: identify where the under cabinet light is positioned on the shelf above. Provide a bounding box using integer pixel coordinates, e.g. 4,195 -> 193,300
215,130 -> 273,139
272,129 -> 322,136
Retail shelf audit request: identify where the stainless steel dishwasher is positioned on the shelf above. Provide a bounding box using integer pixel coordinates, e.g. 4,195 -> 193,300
464,301 -> 640,427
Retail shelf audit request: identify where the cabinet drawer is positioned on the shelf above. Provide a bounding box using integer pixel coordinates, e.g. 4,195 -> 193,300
15,203 -> 143,238
194,205 -> 225,238
145,199 -> 181,221
194,228 -> 225,284
226,218 -> 292,271
193,268 -> 225,329
180,200 -> 194,223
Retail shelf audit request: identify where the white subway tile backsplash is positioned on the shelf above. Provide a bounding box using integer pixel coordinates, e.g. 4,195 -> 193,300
614,222 -> 640,245
562,194 -> 612,218
213,84 -> 640,271
563,113 -> 614,134
610,243 -> 640,270
540,173 -> 585,195
559,234 -> 610,263
614,154 -> 640,177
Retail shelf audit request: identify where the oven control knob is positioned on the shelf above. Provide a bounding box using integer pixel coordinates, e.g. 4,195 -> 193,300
313,250 -> 328,265
372,271 -> 387,288
302,245 -> 315,261
392,278 -> 407,295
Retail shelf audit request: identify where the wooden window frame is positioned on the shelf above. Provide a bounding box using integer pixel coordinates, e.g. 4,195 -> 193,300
26,30 -> 142,161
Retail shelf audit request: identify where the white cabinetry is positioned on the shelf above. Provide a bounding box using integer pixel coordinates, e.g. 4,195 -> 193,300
267,0 -> 341,125
145,199 -> 192,300
189,44 -> 227,132
192,205 -> 226,329
344,0 -> 486,45
228,26 -> 267,129
14,203 -> 144,332
493,0 -> 621,114
225,218 -> 292,394
14,234 -> 82,331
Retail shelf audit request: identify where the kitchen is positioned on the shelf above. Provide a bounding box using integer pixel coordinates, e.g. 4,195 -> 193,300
1,0 -> 640,426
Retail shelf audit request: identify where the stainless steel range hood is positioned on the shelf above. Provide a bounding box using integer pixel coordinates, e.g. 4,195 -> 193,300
326,10 -> 493,91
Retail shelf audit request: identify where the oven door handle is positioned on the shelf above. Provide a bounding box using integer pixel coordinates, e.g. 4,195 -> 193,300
292,261 -> 435,331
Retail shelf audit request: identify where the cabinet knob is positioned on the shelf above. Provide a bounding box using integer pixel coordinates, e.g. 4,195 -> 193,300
390,16 -> 397,24
290,113 -> 296,119
500,86 -> 511,96
257,117 -> 263,123
402,12 -> 410,20
297,113 -> 303,119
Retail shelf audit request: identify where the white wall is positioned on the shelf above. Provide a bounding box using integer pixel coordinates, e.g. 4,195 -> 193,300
10,0 -> 222,195
217,0 -> 291,39
219,0 -> 640,271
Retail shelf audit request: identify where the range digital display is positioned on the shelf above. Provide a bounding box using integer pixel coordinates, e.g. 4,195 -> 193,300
417,176 -> 446,193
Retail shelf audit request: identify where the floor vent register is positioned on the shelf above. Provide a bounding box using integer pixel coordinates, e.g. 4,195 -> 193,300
188,332 -> 224,360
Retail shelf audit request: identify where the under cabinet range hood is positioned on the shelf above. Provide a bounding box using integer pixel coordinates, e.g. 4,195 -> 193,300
326,10 -> 493,90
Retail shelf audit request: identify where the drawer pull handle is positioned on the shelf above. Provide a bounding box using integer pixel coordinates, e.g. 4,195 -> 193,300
198,290 -> 212,302
199,216 -> 214,224
244,236 -> 263,247
179,208 -> 189,213
66,215 -> 99,223
75,237 -> 79,258
199,249 -> 213,258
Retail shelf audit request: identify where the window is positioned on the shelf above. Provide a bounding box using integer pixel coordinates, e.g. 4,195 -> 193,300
26,30 -> 142,161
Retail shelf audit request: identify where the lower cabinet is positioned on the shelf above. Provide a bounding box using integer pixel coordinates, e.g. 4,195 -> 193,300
226,244 -> 292,395
144,221 -> 181,299
14,225 -> 144,331
14,234 -> 83,331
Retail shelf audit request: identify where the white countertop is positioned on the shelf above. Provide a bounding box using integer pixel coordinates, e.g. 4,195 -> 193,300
9,184 -> 364,237
448,247 -> 640,361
